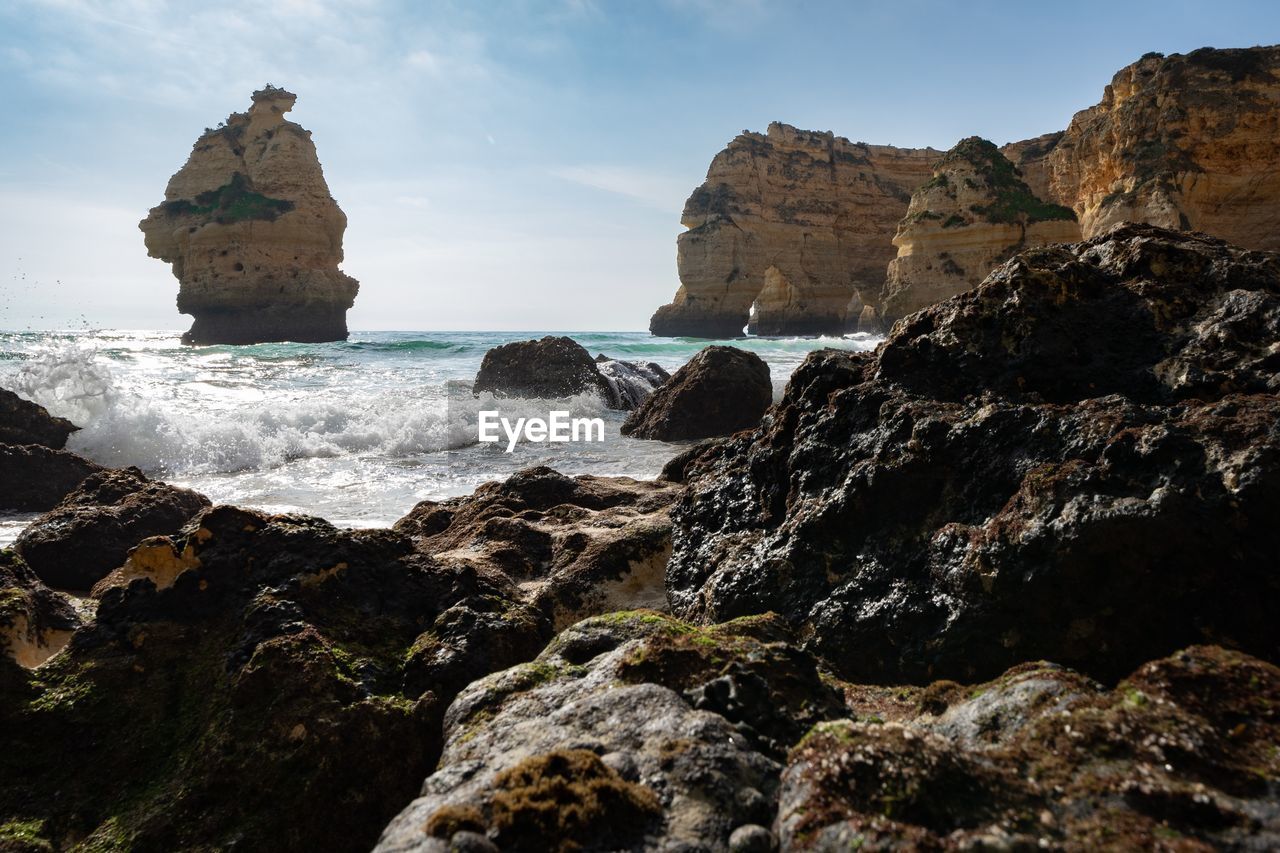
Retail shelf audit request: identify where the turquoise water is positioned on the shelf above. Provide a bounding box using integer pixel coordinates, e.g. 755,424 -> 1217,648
0,329 -> 880,538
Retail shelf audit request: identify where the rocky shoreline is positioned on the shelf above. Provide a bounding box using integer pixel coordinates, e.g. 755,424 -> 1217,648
2,224 -> 1278,851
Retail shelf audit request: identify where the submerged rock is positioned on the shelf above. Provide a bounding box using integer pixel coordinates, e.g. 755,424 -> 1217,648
665,225 -> 1280,683
594,356 -> 671,410
15,467 -> 210,591
474,337 -> 666,411
0,388 -> 79,449
0,443 -> 102,512
781,646 -> 1280,850
375,611 -> 842,852
475,336 -> 615,404
139,86 -> 358,345
622,346 -> 772,441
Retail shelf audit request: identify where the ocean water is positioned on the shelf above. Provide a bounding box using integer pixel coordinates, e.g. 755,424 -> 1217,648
0,330 -> 881,544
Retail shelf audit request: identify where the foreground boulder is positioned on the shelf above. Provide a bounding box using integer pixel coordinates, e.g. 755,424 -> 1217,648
376,611 -> 844,852
138,85 -> 359,344
0,506 -> 549,852
782,646 -> 1280,850
0,388 -> 79,449
667,225 -> 1280,683
395,467 -> 679,631
15,467 -> 211,591
0,443 -> 102,512
622,346 -> 772,441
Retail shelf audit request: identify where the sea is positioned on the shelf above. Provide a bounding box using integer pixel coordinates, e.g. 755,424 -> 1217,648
0,330 -> 882,547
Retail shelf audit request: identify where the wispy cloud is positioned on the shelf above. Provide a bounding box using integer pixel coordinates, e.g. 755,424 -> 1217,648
549,164 -> 689,211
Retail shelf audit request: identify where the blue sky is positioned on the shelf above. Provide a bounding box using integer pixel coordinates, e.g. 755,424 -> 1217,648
1,0 -> 1277,331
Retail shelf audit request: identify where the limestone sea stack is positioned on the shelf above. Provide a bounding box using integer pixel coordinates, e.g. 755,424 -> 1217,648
139,86 -> 358,345
880,138 -> 1079,327
1007,46 -> 1280,250
649,123 -> 939,337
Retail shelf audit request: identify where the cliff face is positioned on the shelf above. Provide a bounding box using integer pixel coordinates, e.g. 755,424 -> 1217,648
1009,47 -> 1280,250
649,123 -> 939,337
881,138 -> 1079,326
140,86 -> 358,345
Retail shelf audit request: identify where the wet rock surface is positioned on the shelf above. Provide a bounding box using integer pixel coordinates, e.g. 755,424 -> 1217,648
14,467 -> 211,591
0,505 -> 549,852
0,443 -> 103,512
474,336 -> 616,405
780,646 -> 1280,850
623,345 -> 772,441
375,611 -> 843,852
666,225 -> 1280,683
0,388 -> 80,449
395,467 -> 679,631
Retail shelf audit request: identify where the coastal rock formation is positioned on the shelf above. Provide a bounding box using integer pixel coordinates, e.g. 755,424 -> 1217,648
0,443 -> 102,512
1007,46 -> 1280,251
139,86 -> 358,345
473,337 -> 665,410
665,225 -> 1280,683
0,550 -> 81,669
649,123 -> 939,337
375,611 -> 842,852
475,336 -> 614,402
0,506 -> 539,852
880,138 -> 1079,326
14,467 -> 210,591
393,467 -> 679,631
0,465 -> 695,852
781,646 -> 1280,849
0,388 -> 79,449
622,346 -> 772,441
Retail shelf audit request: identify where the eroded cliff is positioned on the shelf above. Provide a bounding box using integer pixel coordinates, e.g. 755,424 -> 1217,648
1008,46 -> 1280,250
880,138 -> 1079,326
649,123 -> 939,337
140,86 -> 358,345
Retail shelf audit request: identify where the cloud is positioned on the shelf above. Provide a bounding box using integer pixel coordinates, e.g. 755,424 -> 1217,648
548,165 -> 689,211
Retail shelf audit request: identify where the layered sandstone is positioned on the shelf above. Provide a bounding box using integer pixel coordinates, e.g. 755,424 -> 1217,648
140,86 -> 358,345
649,123 -> 939,337
880,138 -> 1079,326
1006,46 -> 1280,250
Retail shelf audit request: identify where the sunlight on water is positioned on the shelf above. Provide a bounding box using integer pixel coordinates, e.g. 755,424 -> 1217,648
0,329 -> 881,534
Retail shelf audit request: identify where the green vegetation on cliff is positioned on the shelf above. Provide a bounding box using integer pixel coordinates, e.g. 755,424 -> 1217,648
160,172 -> 294,225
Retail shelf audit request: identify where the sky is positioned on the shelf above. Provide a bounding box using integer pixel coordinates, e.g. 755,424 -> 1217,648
1,0 -> 1277,331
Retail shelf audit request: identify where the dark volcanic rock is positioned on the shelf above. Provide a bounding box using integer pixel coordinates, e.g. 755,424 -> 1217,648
474,336 -> 616,404
395,466 -> 679,631
780,646 -> 1280,850
0,443 -> 103,511
0,387 -> 79,449
666,225 -> 1280,683
622,345 -> 772,441
376,611 -> 844,852
0,505 -> 552,853
15,467 -> 211,591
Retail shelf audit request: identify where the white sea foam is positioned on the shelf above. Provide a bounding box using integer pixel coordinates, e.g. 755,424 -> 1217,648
1,329 -> 880,527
